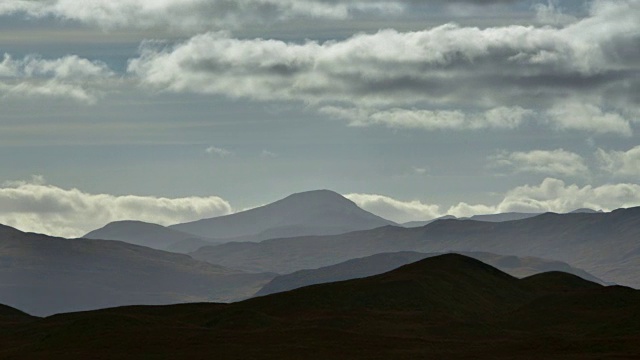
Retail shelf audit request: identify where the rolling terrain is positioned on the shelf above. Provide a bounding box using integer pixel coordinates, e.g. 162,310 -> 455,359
85,190 -> 395,252
0,224 -> 274,316
84,220 -> 219,252
255,251 -> 604,296
0,254 -> 638,359
192,207 -> 640,287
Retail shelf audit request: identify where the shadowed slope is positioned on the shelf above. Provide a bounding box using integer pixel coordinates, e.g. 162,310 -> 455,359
1,254 -> 639,359
0,225 -> 274,316
255,251 -> 604,296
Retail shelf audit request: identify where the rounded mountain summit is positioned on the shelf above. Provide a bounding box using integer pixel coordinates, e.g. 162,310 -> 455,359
168,190 -> 396,240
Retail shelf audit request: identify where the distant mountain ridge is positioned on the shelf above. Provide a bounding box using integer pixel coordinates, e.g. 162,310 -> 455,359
169,189 -> 395,239
84,190 -> 395,251
403,208 -> 603,227
0,224 -> 274,316
84,220 -> 218,251
192,207 -> 640,288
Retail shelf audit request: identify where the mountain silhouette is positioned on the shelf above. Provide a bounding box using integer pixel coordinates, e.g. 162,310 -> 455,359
255,251 -> 604,296
169,189 -> 395,239
84,220 -> 218,251
192,207 -> 640,287
0,224 -> 273,316
1,254 -> 638,359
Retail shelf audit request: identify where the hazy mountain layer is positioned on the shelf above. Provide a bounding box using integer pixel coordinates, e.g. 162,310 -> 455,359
255,251 -> 604,296
0,225 -> 274,316
192,207 -> 640,287
1,254 -> 638,359
84,220 -> 219,252
169,190 -> 395,239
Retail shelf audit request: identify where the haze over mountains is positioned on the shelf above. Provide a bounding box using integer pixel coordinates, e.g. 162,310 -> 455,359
85,190 -> 395,251
192,206 -> 640,288
402,209 -> 602,228
0,225 -> 273,316
2,254 -> 638,359
170,190 -> 395,238
84,220 -> 219,252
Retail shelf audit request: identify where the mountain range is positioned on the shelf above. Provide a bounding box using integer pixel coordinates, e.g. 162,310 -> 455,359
85,190 -> 394,252
191,207 -> 640,288
0,224 -> 273,316
255,250 -> 605,296
1,254 -> 638,359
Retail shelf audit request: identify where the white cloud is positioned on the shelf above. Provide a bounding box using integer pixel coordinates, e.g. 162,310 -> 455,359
206,146 -> 233,157
534,1 -> 578,26
347,178 -> 640,221
547,101 -> 632,137
0,178 -> 232,238
0,54 -> 114,103
0,0 -> 404,31
128,1 -> 640,134
448,178 -> 640,216
596,145 -> 640,178
260,150 -> 278,158
412,166 -> 428,175
322,106 -> 533,130
345,193 -> 441,223
489,149 -> 589,177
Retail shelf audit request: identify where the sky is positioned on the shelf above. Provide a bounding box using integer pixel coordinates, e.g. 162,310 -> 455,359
0,0 -> 639,237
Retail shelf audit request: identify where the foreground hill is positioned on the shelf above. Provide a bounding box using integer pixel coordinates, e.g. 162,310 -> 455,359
84,220 -> 219,252
169,190 -> 395,240
0,225 -> 273,316
192,207 -> 640,287
1,254 -> 638,359
255,251 -> 604,296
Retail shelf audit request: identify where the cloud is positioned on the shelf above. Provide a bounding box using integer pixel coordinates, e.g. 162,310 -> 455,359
412,166 -> 428,175
596,145 -> 640,178
534,0 -> 578,26
347,178 -> 640,221
489,149 -> 589,177
260,150 -> 278,158
546,101 -> 632,136
344,193 -> 441,223
322,106 -> 533,130
0,0 -> 404,31
0,177 -> 232,238
0,54 -> 114,103
206,146 -> 233,157
128,0 -> 640,135
448,178 -> 640,216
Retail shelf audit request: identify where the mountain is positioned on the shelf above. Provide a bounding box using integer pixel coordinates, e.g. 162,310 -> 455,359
0,224 -> 274,316
255,251 -> 604,296
0,304 -> 35,325
467,212 -> 542,222
2,254 -> 639,359
192,207 -> 640,287
403,212 -> 541,227
169,190 -> 395,240
570,208 -> 604,214
84,220 -> 218,252
402,215 -> 456,227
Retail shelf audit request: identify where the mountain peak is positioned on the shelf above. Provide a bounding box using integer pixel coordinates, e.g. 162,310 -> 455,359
170,189 -> 393,240
268,189 -> 360,212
